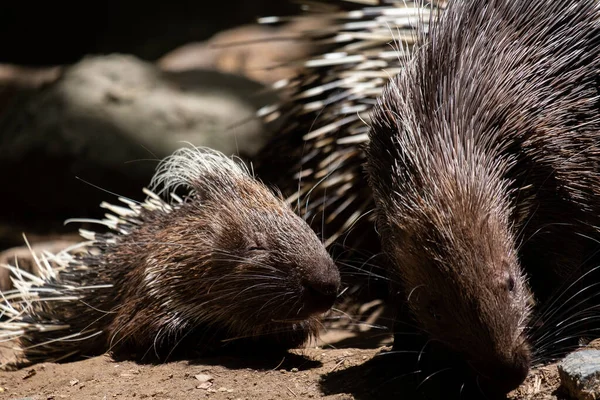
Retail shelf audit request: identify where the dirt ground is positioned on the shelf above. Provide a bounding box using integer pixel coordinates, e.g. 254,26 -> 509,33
0,322 -> 591,400
0,345 -> 375,400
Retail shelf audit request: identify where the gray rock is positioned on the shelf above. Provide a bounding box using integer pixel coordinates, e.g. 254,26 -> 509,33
1,53 -> 276,163
558,349 -> 600,400
0,54 -> 279,246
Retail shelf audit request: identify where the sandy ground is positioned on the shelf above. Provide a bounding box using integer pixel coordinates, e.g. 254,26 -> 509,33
1,324 -> 592,400
0,346 -> 378,400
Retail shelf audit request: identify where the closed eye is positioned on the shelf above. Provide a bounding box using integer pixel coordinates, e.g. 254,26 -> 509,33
248,246 -> 266,252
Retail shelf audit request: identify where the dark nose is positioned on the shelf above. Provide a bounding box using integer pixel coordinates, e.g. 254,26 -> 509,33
473,345 -> 531,393
301,262 -> 341,315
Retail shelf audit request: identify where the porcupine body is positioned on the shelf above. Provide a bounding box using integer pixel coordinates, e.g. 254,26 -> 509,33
256,0 -> 600,394
0,146 -> 340,366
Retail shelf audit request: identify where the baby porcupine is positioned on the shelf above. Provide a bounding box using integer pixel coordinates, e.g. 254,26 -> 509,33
0,145 -> 340,365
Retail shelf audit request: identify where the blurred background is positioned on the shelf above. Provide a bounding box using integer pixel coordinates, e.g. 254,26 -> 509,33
0,0 -> 316,254
0,2 -> 300,64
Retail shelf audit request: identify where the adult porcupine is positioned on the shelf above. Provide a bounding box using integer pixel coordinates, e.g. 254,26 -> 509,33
366,0 -> 600,393
0,146 -> 340,366
255,0 -> 600,394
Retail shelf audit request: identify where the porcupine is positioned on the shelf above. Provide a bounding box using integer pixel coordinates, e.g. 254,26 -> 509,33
0,145 -> 341,366
254,0 -> 600,394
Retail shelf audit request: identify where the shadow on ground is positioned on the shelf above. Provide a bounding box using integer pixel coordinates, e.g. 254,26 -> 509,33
320,347 -> 510,400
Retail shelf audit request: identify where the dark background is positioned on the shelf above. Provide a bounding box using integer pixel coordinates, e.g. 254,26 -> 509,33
0,1 -> 300,65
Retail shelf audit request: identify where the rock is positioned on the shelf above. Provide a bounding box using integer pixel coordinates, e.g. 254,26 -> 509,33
2,53 -> 275,160
194,374 -> 213,383
558,349 -> 600,400
0,54 -> 279,245
195,373 -> 214,390
158,18 -> 326,85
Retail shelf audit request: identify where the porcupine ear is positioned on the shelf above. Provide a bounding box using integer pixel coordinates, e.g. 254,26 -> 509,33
148,143 -> 253,203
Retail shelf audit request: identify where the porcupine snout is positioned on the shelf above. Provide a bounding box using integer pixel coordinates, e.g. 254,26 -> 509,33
471,341 -> 531,393
300,255 -> 341,315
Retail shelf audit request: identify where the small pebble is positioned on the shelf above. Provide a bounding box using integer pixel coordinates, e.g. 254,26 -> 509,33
197,382 -> 213,390
195,373 -> 214,390
291,368 -> 299,373
22,369 -> 36,380
195,374 -> 213,383
558,349 -> 600,400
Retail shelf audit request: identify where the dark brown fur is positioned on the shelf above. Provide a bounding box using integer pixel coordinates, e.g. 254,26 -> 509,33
367,0 -> 600,393
4,147 -> 340,364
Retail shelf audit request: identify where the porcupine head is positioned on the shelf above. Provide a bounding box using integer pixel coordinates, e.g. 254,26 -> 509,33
364,6 -> 536,393
366,84 -> 532,392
